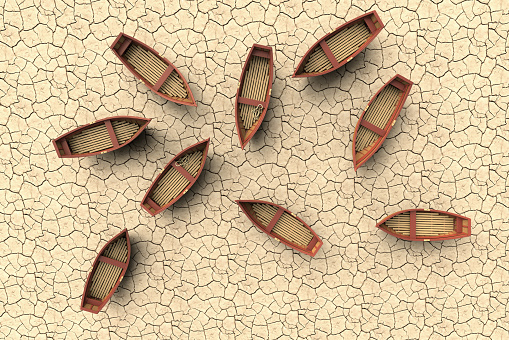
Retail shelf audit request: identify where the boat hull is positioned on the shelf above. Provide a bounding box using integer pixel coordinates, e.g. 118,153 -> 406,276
352,74 -> 413,170
80,229 -> 131,313
235,44 -> 274,149
52,116 -> 151,158
110,33 -> 197,106
237,200 -> 322,257
293,11 -> 384,78
141,139 -> 210,216
376,209 -> 471,241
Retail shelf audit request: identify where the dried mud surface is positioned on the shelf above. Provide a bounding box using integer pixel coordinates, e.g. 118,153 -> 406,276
1,0 -> 508,339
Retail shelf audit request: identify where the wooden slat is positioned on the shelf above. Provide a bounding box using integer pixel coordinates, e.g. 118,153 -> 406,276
319,40 -> 340,68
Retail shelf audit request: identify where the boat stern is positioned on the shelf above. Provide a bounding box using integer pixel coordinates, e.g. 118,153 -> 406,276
52,137 -> 72,158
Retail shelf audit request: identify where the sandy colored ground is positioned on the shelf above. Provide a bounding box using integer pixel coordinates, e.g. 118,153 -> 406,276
1,0 -> 508,339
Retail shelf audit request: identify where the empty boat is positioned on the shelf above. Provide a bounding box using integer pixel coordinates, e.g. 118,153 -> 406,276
110,33 -> 196,106
237,200 -> 322,256
235,44 -> 274,149
376,209 -> 471,241
293,11 -> 384,78
352,74 -> 412,170
52,116 -> 151,158
141,139 -> 210,216
81,229 -> 131,313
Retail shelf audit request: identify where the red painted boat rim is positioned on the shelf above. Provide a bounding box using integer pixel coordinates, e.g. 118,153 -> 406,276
352,74 -> 413,170
235,44 -> 274,149
80,228 -> 131,313
293,11 -> 384,78
236,200 -> 323,256
376,209 -> 471,241
52,116 -> 151,158
111,33 -> 197,106
141,138 -> 210,216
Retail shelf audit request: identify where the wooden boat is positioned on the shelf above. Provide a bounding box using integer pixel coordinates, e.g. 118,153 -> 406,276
110,33 -> 196,106
52,116 -> 151,158
293,11 -> 384,78
376,209 -> 471,241
352,74 -> 413,170
81,229 -> 131,313
235,44 -> 274,149
236,200 -> 322,257
141,139 -> 210,216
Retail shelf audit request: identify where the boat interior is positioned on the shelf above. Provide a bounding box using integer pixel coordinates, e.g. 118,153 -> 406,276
237,52 -> 271,142
381,211 -> 459,237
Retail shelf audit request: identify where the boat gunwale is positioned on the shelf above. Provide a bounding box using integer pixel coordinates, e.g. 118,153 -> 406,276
110,33 -> 197,106
140,138 -> 210,216
52,116 -> 151,158
352,74 -> 413,170
376,209 -> 471,241
234,44 -> 274,149
292,11 -> 384,78
236,199 -> 322,257
80,228 -> 131,314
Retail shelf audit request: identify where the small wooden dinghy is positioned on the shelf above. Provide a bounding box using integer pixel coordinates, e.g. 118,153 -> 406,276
293,11 -> 384,78
377,209 -> 471,241
110,33 -> 196,106
352,74 -> 413,170
236,200 -> 322,257
141,139 -> 210,216
235,44 -> 274,149
81,229 -> 131,313
52,116 -> 151,158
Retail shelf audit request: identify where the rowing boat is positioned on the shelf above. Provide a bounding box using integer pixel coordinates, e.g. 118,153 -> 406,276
235,44 -> 274,149
293,11 -> 384,78
110,33 -> 197,106
376,209 -> 471,241
352,74 -> 413,170
236,200 -> 322,256
52,116 -> 151,158
81,229 -> 131,313
141,139 -> 210,216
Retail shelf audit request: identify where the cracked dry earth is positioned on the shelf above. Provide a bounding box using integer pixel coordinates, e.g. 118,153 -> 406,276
1,0 -> 508,339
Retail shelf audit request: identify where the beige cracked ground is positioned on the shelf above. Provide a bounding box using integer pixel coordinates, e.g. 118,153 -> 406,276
1,0 -> 508,339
